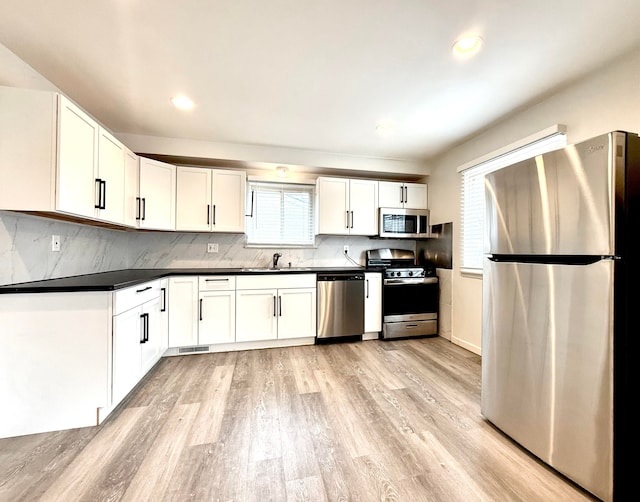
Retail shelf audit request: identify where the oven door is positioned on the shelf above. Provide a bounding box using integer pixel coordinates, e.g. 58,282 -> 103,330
383,276 -> 438,319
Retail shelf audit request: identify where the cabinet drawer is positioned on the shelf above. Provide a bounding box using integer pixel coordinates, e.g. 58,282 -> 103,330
114,280 -> 160,315
236,273 -> 316,290
198,275 -> 236,291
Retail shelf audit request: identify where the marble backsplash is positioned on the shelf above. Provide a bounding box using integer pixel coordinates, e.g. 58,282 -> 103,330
0,211 -> 415,285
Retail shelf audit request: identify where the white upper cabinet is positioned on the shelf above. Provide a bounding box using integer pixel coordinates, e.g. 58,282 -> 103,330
176,167 -> 212,231
211,170 -> 246,233
316,177 -> 378,235
0,86 -> 126,226
176,167 -> 246,233
123,148 -> 140,228
95,127 -> 125,224
56,95 -> 99,219
139,157 -> 176,231
378,181 -> 427,210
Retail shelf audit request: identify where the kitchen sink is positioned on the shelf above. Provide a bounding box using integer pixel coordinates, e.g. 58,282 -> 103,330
241,267 -> 313,272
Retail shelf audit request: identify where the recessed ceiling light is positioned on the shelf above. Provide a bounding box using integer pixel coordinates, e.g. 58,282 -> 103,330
171,95 -> 195,110
375,120 -> 395,136
452,35 -> 483,57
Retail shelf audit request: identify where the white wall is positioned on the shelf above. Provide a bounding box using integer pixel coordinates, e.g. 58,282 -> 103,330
427,47 -> 640,355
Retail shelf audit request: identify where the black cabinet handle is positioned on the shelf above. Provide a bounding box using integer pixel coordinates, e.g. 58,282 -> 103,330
404,186 -> 408,204
140,313 -> 147,343
350,210 -> 354,229
141,198 -> 146,221
101,180 -> 107,209
366,279 -> 369,299
136,286 -> 152,293
213,204 -> 216,225
199,298 -> 203,321
94,179 -> 102,209
400,186 -> 403,204
245,190 -> 255,217
161,287 -> 166,312
144,313 -> 149,342
207,204 -> 211,225
278,295 -> 282,317
135,197 -> 141,220
346,211 -> 349,229
273,296 -> 277,317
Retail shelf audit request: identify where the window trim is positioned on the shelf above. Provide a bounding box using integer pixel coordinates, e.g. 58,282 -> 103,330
459,125 -> 567,274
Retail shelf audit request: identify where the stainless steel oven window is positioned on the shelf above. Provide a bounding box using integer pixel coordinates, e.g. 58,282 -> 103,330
383,282 -> 438,317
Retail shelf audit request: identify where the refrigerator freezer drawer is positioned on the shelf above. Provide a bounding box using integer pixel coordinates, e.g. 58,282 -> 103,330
482,258 -> 614,501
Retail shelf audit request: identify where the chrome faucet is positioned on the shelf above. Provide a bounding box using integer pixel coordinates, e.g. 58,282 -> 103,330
272,252 -> 282,269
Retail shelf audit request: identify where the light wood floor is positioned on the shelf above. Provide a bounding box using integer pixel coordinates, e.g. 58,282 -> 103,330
0,337 -> 597,502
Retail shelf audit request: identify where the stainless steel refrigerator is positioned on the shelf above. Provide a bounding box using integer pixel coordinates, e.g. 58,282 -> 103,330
482,131 -> 638,501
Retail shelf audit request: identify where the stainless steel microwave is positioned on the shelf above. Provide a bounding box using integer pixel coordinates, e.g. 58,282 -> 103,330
379,207 -> 430,238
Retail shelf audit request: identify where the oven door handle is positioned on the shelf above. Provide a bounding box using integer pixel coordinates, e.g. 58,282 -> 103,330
384,277 -> 438,285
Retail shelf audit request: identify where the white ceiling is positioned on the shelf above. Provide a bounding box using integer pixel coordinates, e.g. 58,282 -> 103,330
2,0 -> 640,171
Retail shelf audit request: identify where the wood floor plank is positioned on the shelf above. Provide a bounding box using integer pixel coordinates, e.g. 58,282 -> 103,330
120,403 -> 200,502
36,406 -> 147,502
285,475 -> 329,502
0,427 -> 98,502
188,364 -> 235,446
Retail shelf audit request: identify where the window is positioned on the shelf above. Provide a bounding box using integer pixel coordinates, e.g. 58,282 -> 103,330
245,181 -> 315,247
459,126 -> 567,274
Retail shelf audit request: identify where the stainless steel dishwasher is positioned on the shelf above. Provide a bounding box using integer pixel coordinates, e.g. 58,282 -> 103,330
316,272 -> 365,340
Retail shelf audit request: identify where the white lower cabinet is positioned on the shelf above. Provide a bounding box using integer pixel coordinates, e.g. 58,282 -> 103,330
168,276 -> 199,347
364,272 -> 382,334
112,281 -> 163,408
0,279 -> 164,439
199,290 -> 236,344
168,275 -> 236,347
235,274 -> 317,342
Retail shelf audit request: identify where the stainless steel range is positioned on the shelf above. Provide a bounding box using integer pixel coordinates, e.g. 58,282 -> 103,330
366,248 -> 438,340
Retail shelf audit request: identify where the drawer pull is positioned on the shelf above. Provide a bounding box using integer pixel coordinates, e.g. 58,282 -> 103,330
205,278 -> 229,282
136,286 -> 152,293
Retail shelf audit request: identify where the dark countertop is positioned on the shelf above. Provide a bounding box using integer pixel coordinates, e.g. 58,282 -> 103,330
0,266 -> 383,294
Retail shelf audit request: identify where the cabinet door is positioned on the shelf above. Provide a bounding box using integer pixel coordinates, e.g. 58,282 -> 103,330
123,148 -> 140,227
235,289 -> 278,342
316,177 -> 349,235
364,273 -> 382,333
176,166 -> 213,231
139,157 -> 176,230
140,296 -> 162,374
56,95 -> 99,218
349,179 -> 378,235
96,127 -> 125,224
159,279 -> 169,353
212,169 -> 246,233
404,183 -> 427,209
199,290 -> 236,344
112,306 -> 142,406
168,277 -> 199,347
377,181 -> 404,209
277,288 -> 317,339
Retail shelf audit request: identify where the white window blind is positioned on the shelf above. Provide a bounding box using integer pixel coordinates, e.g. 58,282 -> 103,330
246,181 -> 315,247
460,128 -> 567,273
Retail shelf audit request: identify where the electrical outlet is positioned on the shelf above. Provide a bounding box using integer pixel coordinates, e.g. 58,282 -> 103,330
207,243 -> 218,253
343,245 -> 349,255
51,235 -> 60,252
